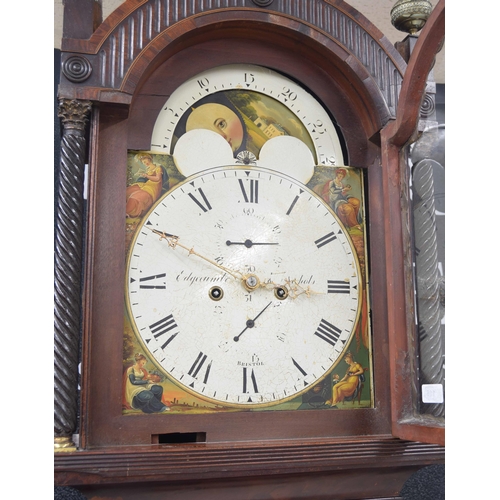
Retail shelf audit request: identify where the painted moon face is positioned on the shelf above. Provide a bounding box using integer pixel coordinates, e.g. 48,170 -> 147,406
186,103 -> 244,152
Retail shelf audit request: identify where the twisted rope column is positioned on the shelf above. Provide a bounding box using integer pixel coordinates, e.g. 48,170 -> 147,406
54,99 -> 92,450
412,158 -> 445,418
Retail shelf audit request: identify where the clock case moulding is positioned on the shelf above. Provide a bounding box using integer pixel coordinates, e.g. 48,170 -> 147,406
55,0 -> 445,495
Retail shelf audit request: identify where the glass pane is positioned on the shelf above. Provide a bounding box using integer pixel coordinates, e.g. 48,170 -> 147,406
409,97 -> 445,421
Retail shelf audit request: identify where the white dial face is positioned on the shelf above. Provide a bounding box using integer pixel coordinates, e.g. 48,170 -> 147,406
126,166 -> 361,407
150,64 -> 344,168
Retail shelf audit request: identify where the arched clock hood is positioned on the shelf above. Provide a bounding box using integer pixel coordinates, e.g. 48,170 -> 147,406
59,0 -> 407,163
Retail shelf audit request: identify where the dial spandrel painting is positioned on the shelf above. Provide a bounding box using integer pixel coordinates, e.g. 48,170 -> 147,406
123,65 -> 373,415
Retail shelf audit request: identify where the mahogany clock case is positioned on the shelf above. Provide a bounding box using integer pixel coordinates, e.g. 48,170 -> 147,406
82,25 -> 393,449
55,2 -> 446,497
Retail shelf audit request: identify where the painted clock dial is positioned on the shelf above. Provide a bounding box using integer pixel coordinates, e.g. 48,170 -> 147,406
126,166 -> 361,407
150,64 -> 344,168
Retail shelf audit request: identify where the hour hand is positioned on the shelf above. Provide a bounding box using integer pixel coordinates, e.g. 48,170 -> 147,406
262,277 -> 325,299
284,279 -> 325,299
233,301 -> 272,342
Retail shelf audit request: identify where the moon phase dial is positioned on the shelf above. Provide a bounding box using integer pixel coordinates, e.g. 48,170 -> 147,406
151,64 -> 344,175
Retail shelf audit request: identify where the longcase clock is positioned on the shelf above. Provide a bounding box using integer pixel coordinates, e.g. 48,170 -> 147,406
54,1 -> 445,498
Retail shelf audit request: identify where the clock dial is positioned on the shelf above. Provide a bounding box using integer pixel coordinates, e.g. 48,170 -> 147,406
126,166 -> 361,407
150,64 -> 344,169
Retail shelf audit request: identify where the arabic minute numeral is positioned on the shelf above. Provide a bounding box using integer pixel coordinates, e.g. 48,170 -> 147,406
197,77 -> 210,89
280,87 -> 297,101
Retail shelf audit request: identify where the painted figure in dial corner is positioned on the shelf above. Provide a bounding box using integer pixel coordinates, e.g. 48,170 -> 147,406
326,352 -> 366,407
319,168 -> 361,229
126,153 -> 170,219
123,353 -> 171,413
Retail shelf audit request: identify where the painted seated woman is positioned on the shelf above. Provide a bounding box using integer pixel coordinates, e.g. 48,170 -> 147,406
316,168 -> 361,229
124,353 -> 170,413
126,153 -> 169,219
326,352 -> 365,407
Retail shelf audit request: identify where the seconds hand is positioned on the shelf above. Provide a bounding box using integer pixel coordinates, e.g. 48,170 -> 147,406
233,301 -> 273,342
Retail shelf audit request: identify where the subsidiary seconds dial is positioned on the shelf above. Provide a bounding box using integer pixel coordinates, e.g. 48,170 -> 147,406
126,166 -> 361,407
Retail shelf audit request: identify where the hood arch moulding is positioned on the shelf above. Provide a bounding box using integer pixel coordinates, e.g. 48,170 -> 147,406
59,0 -> 407,147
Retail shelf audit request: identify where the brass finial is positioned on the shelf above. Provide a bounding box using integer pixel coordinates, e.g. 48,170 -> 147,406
390,0 -> 433,34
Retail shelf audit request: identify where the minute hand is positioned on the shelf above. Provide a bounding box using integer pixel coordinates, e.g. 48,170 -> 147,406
148,228 -> 243,281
